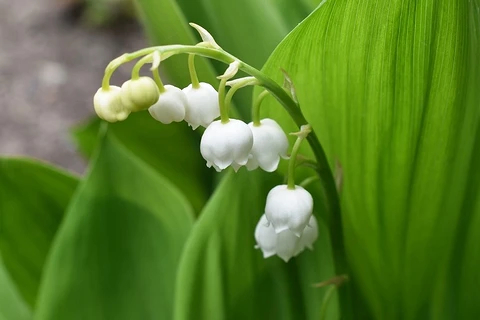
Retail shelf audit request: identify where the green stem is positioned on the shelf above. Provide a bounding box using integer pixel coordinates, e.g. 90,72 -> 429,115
102,44 -> 346,278
224,78 -> 258,119
299,176 -> 320,188
152,68 -> 166,93
252,90 -> 270,126
287,132 -> 307,189
188,54 -> 200,88
131,54 -> 152,80
319,285 -> 337,320
218,78 -> 229,123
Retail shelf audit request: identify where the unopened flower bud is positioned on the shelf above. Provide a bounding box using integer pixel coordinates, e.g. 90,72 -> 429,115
265,185 -> 313,236
183,82 -> 220,129
246,118 -> 289,172
200,119 -> 253,172
148,85 -> 187,124
121,77 -> 160,112
93,86 -> 130,122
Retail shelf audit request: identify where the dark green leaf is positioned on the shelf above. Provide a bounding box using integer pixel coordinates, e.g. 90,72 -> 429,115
36,129 -> 194,320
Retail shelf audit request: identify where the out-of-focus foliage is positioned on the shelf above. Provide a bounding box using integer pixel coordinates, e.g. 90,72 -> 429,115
0,159 -> 78,309
36,129 -> 194,319
73,113 -> 211,213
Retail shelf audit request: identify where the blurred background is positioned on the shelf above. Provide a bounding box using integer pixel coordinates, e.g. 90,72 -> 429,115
0,0 -> 142,173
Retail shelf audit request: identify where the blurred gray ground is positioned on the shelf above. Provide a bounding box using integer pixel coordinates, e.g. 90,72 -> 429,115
0,0 -> 145,174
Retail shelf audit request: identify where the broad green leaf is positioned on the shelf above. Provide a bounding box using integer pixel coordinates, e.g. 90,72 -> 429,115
0,158 -> 78,309
174,170 -> 338,320
36,129 -> 194,320
259,1 -> 480,318
73,112 -> 211,213
0,258 -> 31,320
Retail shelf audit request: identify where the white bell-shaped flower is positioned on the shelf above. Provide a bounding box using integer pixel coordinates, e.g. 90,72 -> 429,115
254,214 -> 300,262
246,118 -> 289,172
200,119 -> 253,172
121,77 -> 160,112
294,215 -> 319,256
183,82 -> 220,129
265,184 -> 313,236
148,85 -> 187,124
93,86 -> 130,122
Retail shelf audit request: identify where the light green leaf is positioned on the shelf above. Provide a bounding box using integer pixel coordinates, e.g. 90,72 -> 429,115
174,170 -> 338,320
73,112 -> 211,213
0,158 -> 78,309
0,258 -> 31,320
36,129 -> 194,320
259,1 -> 480,318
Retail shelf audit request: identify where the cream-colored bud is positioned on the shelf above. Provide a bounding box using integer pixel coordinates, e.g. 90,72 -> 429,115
93,86 -> 130,122
121,77 -> 160,112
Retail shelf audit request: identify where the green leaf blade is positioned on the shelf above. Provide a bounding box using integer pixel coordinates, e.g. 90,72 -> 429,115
258,1 -> 480,318
0,158 -> 78,309
36,130 -> 194,320
73,113 -> 212,213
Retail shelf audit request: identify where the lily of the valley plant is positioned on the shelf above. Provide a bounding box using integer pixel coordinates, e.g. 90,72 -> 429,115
93,24 -> 325,263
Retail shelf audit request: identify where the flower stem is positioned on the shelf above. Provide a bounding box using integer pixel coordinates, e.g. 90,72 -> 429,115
188,54 -> 200,89
152,68 -> 166,93
225,77 -> 258,120
287,126 -> 310,189
252,90 -> 270,126
218,78 -> 229,123
131,54 -> 152,80
319,285 -> 337,320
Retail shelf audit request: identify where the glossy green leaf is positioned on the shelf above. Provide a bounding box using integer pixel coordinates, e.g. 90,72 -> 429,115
174,170 -> 338,320
36,129 -> 194,320
0,158 -> 78,309
259,1 -> 480,318
73,112 -> 211,213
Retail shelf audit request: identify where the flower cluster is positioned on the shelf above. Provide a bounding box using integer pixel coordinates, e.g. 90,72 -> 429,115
92,23 -> 320,263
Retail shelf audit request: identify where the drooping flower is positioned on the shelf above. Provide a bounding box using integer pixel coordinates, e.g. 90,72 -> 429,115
183,82 -> 220,129
200,119 -> 253,171
121,77 -> 160,112
265,184 -> 313,236
294,215 -> 319,255
254,214 -> 318,262
93,86 -> 130,122
148,85 -> 187,124
246,118 -> 289,172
